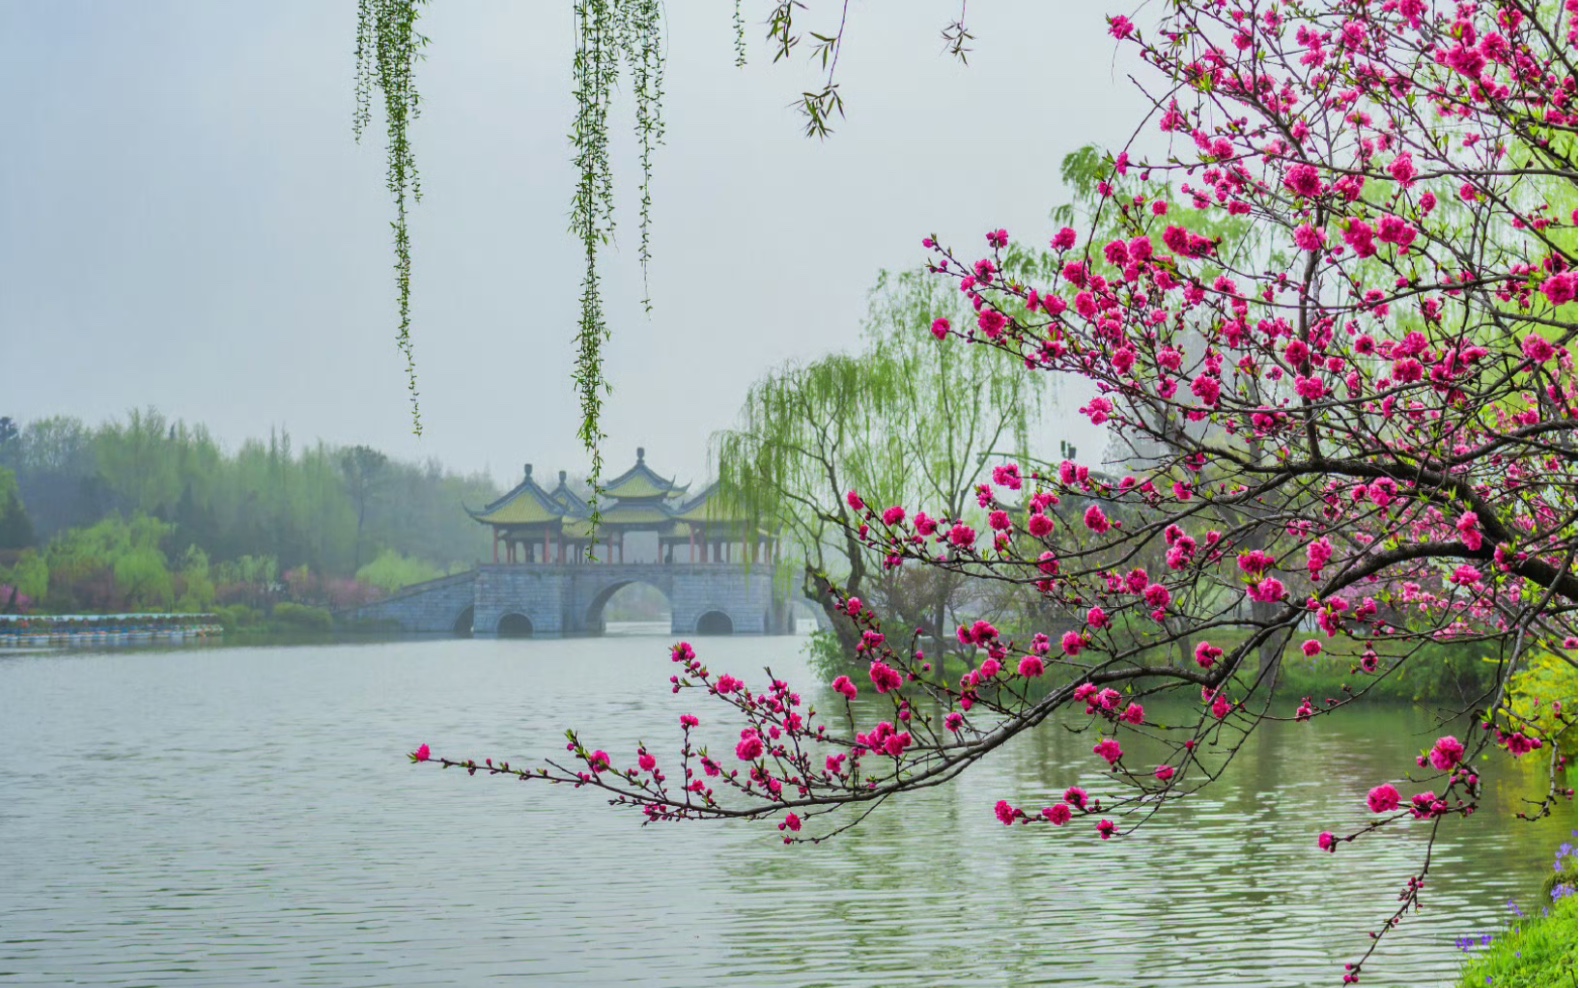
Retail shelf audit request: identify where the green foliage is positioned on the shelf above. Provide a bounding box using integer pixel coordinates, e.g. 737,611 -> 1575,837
0,466 -> 34,549
270,601 -> 334,633
716,266 -> 1050,649
355,0 -> 429,435
43,514 -> 174,611
1457,893 -> 1577,988
3,549 -> 47,600
175,545 -> 215,612
802,629 -> 849,681
112,546 -> 175,611
355,548 -> 442,592
7,411 -> 497,581
1506,650 -> 1579,761
1254,639 -> 1497,704
212,604 -> 264,631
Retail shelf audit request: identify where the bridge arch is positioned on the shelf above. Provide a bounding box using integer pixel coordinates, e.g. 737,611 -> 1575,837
452,605 -> 475,637
695,610 -> 734,635
583,579 -> 673,635
497,612 -> 535,638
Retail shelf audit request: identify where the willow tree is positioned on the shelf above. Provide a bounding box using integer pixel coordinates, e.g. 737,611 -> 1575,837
715,268 -> 1051,655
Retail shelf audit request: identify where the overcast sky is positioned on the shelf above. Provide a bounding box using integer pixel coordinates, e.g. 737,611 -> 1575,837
0,1 -> 1148,488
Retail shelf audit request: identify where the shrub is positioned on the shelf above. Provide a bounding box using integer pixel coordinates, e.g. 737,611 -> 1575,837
270,602 -> 333,632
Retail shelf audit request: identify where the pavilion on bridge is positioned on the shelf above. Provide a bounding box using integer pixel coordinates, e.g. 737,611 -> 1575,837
468,448 -> 774,566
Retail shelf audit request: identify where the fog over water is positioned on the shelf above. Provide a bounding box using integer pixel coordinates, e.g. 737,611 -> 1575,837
0,1 -> 1137,482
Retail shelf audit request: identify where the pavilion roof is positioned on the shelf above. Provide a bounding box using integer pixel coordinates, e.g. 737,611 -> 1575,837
467,464 -> 565,526
549,470 -> 593,516
670,481 -> 741,522
602,447 -> 688,500
469,451 -> 760,532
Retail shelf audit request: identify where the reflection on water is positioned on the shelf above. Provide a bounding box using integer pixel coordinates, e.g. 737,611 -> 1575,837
0,635 -> 1569,987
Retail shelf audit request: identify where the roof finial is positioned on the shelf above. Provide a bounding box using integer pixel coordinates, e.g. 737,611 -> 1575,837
559,470 -> 567,484
637,446 -> 645,463
524,463 -> 532,480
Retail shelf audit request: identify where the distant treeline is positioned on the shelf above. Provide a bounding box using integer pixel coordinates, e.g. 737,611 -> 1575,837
0,409 -> 499,614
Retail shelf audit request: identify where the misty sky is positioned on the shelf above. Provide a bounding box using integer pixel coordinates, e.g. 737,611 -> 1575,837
1,2 -> 1149,488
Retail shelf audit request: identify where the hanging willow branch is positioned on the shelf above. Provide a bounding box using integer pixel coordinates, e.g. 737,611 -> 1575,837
569,0 -> 665,533
354,0 -> 428,436
350,3 -> 982,519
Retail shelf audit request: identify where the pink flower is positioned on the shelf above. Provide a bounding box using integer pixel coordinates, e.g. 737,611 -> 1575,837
1093,738 -> 1124,765
1294,224 -> 1326,251
1052,227 -> 1078,250
1064,786 -> 1088,809
881,505 -> 907,526
1522,334 -> 1557,363
989,510 -> 1012,531
1377,214 -> 1416,247
1429,736 -> 1465,771
945,711 -> 965,732
1121,702 -> 1145,725
1083,505 -> 1111,533
1366,783 -> 1401,813
1096,818 -> 1117,840
930,317 -> 951,339
1191,374 -> 1221,405
1456,511 -> 1483,551
589,750 -> 611,772
734,731 -> 765,762
1109,14 -> 1134,39
1342,219 -> 1377,258
1061,631 -> 1085,656
638,752 -> 657,772
1283,163 -> 1323,198
1211,694 -> 1232,720
1295,375 -> 1326,400
1248,578 -> 1286,603
978,309 -> 1009,338
1541,272 -> 1577,306
869,661 -> 904,694
1042,803 -> 1072,825
783,812 -> 802,832
1087,606 -> 1110,629
1318,831 -> 1337,852
1142,583 -> 1170,609
1388,152 -> 1416,186
1029,512 -> 1054,537
1018,655 -> 1046,678
1154,764 -> 1175,782
1194,641 -> 1223,668
680,713 -> 700,728
846,490 -> 865,511
994,799 -> 1018,825
413,743 -> 431,762
831,675 -> 858,700
1301,640 -> 1322,657
1449,564 -> 1481,587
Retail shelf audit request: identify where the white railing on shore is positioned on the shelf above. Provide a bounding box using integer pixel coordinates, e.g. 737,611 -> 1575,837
0,615 -> 224,649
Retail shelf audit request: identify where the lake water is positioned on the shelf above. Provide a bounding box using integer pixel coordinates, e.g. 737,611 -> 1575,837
0,630 -> 1571,987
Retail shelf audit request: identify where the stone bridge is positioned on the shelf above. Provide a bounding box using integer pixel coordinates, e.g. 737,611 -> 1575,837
339,563 -> 791,638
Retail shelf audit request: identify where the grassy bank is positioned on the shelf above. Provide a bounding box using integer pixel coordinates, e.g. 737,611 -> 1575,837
1457,844 -> 1578,988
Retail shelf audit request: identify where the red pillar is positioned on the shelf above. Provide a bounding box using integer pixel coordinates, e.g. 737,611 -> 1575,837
492,531 -> 499,564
